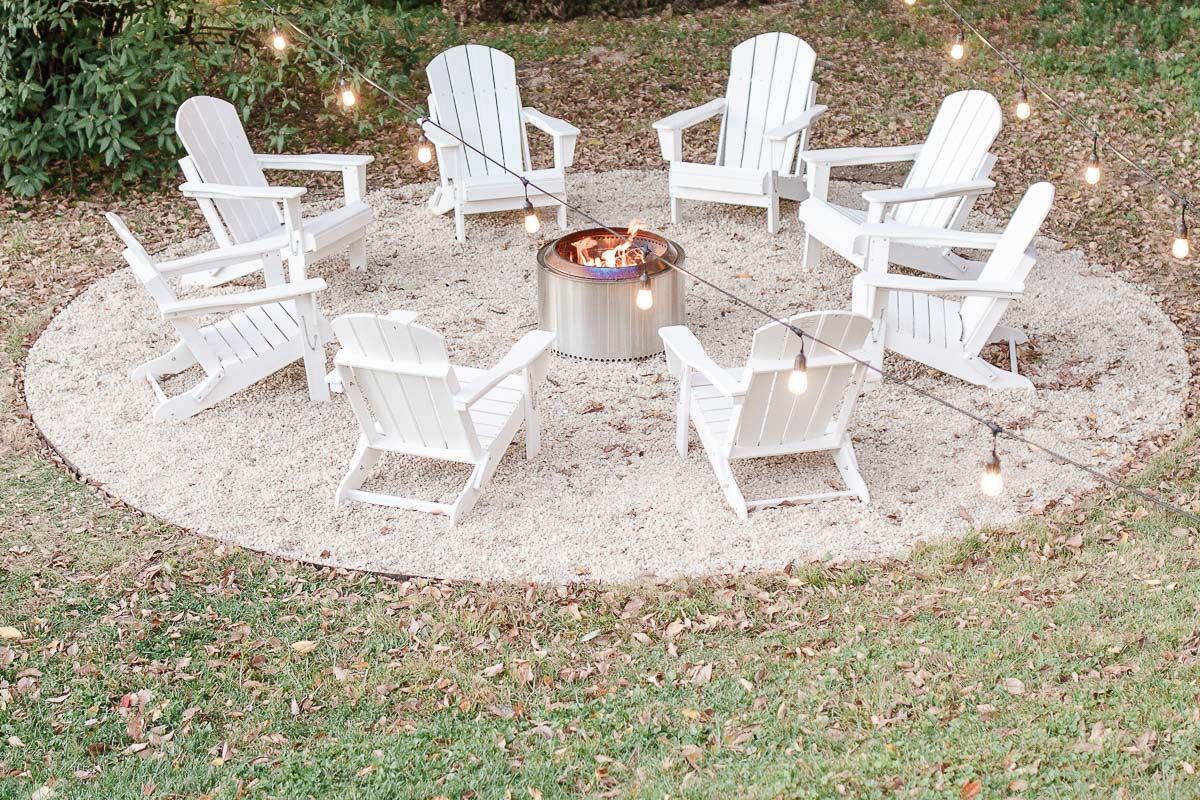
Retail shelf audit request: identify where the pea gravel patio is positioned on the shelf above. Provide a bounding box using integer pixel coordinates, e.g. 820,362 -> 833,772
24,171 -> 1188,583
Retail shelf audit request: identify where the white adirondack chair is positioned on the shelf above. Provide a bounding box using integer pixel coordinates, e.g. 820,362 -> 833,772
175,95 -> 374,287
331,311 -> 556,524
424,45 -> 580,242
798,90 -> 1002,280
653,32 -> 826,234
850,182 -> 1055,390
105,212 -> 330,421
659,311 -> 874,518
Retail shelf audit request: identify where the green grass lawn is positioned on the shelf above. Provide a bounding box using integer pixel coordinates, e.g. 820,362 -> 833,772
3,1 -> 1199,797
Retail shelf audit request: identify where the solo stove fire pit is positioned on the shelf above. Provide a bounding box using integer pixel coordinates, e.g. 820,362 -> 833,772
536,224 -> 686,360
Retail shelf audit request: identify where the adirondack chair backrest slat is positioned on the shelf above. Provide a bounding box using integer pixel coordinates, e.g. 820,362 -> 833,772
898,90 -> 1002,228
717,32 -> 817,173
426,45 -> 528,179
959,182 -> 1055,349
731,311 -> 872,450
175,96 -> 280,244
333,314 -> 481,459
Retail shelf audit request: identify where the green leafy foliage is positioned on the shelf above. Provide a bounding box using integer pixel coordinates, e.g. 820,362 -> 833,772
0,1 -> 442,197
1027,0 -> 1200,110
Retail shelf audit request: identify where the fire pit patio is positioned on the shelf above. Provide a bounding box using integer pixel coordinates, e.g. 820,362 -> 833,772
536,225 -> 686,360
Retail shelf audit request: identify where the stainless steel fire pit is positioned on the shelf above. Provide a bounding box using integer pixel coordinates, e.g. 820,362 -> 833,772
536,227 -> 686,360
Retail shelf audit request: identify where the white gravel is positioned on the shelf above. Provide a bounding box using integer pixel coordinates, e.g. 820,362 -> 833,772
25,171 -> 1188,583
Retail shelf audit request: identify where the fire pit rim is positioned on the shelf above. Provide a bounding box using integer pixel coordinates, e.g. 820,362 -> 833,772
537,226 -> 683,283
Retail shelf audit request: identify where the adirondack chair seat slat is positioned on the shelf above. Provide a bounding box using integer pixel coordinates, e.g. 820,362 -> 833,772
105,213 -> 330,421
176,96 -> 373,287
799,90 -> 1002,280
654,32 -> 822,233
332,313 -> 556,525
204,301 -> 300,366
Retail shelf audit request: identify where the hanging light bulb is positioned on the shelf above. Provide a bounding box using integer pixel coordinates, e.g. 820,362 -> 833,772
1015,84 -> 1031,120
523,198 -> 540,234
338,80 -> 357,109
636,269 -> 654,311
949,30 -> 966,61
416,134 -> 433,165
1084,135 -> 1101,185
787,345 -> 808,395
270,27 -> 288,52
980,430 -> 1003,497
1172,205 -> 1190,260
903,0 -> 916,6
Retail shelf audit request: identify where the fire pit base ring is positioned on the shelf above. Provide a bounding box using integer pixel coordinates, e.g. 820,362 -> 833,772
536,228 -> 686,361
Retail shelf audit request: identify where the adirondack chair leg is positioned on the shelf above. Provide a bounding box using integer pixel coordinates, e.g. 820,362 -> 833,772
670,197 -> 681,225
262,251 -> 286,288
802,234 -> 822,269
348,238 -> 367,272
454,206 -> 466,243
449,460 -> 489,526
522,373 -> 541,459
296,294 -> 330,402
833,439 -> 870,504
675,371 -> 693,456
336,437 -> 382,506
556,202 -> 568,231
767,193 -> 781,234
717,459 -> 749,520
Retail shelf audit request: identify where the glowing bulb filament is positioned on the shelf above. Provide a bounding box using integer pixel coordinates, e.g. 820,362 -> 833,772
950,32 -> 965,61
270,29 -> 287,52
1084,136 -> 1101,185
980,451 -> 1003,496
417,138 -> 433,164
787,351 -> 808,395
523,199 -> 540,234
339,82 -> 357,108
904,0 -> 916,6
1173,209 -> 1189,260
1015,86 -> 1031,120
636,271 -> 654,311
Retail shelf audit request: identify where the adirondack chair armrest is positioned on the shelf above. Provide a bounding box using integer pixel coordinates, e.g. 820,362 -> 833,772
763,105 -> 828,141
255,154 -> 375,171
799,144 -> 924,168
855,224 -> 1005,251
861,179 -> 994,207
159,278 -> 328,320
156,236 -> 291,277
652,98 -> 727,132
652,98 -> 726,162
522,108 -> 580,169
179,182 -> 307,201
857,273 -> 1023,299
521,108 -> 580,138
659,326 -> 742,397
453,330 -> 557,410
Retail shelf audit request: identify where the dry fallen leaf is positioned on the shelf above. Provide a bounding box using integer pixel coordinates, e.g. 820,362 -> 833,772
0,626 -> 22,639
1002,677 -> 1026,695
960,778 -> 982,800
290,640 -> 318,655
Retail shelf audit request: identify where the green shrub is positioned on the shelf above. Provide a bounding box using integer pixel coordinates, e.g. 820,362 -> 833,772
0,1 -> 443,197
